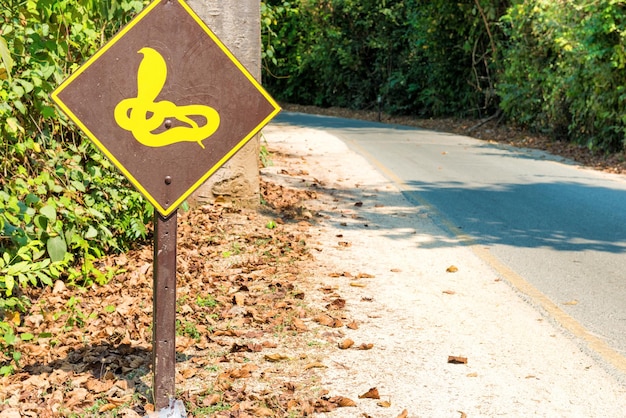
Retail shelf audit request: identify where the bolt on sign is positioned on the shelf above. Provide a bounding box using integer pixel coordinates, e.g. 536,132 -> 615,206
51,0 -> 280,216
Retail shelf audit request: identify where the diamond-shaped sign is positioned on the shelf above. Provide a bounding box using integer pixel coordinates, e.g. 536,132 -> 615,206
51,0 -> 280,216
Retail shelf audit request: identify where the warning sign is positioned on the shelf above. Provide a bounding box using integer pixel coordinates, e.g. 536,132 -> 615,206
52,0 -> 280,215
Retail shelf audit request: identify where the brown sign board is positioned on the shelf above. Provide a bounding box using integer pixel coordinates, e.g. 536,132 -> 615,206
51,0 -> 280,216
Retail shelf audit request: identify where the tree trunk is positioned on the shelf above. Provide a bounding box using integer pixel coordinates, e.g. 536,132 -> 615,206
187,0 -> 261,208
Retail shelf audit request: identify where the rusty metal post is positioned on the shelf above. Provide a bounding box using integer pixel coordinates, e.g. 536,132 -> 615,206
152,210 -> 178,409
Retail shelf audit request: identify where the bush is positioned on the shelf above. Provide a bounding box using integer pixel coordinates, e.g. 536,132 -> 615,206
262,0 -> 507,117
499,0 -> 626,152
0,0 -> 152,374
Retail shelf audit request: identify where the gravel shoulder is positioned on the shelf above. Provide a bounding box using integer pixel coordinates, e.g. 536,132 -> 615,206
262,120 -> 626,417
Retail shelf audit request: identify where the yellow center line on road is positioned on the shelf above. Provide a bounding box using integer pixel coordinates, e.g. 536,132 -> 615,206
346,138 -> 626,377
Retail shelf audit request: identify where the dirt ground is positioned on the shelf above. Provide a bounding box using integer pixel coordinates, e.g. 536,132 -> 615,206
261,120 -> 626,417
2,109 -> 626,417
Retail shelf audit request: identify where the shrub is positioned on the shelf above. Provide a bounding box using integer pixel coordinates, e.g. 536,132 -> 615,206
500,0 -> 626,152
0,0 -> 152,374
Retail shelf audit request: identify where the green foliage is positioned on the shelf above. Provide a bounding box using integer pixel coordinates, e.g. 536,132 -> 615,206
265,0 -> 626,151
196,293 -> 218,308
408,0 -> 509,116
54,295 -> 97,330
494,0 -> 626,151
262,0 -> 507,117
0,0 -> 152,372
177,319 -> 201,341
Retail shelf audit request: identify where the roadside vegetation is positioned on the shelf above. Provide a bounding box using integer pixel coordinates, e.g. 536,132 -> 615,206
262,0 -> 626,154
0,0 -> 152,374
1,0 -> 626,414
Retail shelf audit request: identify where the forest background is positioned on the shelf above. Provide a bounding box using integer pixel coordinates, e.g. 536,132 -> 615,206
1,0 -> 626,374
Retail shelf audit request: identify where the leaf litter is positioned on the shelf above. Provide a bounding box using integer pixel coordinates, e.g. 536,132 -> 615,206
0,164 -> 367,416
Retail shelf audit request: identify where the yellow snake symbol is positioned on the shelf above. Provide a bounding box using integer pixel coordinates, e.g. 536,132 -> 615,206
114,47 -> 220,149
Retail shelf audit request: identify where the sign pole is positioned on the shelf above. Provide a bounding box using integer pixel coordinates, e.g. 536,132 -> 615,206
152,209 -> 178,409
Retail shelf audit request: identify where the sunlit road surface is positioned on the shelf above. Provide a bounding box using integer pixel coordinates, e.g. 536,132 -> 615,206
273,111 -> 626,366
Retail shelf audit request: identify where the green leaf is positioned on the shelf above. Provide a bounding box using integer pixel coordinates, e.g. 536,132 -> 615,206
0,35 -> 13,80
6,261 -> 28,276
41,105 -> 56,118
34,215 -> 48,231
70,180 -> 86,192
20,333 -> 34,341
25,194 -> 40,205
46,236 -> 67,263
4,275 -> 15,296
35,271 -> 53,287
11,84 -> 24,98
3,330 -> 16,345
0,365 -> 14,376
18,79 -> 34,93
84,225 -> 98,239
40,205 -> 56,221
5,117 -> 23,134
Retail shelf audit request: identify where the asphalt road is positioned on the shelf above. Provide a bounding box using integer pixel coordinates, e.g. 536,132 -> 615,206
273,111 -> 626,362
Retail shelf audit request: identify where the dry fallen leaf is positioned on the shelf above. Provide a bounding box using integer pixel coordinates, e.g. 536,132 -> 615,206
86,379 -> 114,393
202,394 -> 221,406
346,321 -> 359,330
448,356 -> 468,364
446,265 -> 459,273
99,403 -> 119,413
304,361 -> 327,370
215,372 -> 233,391
397,409 -> 409,418
442,290 -> 456,295
327,298 -> 346,309
291,317 -> 309,332
357,272 -> 375,279
229,364 -> 258,379
338,339 -> 354,350
458,411 -> 468,418
6,311 -> 20,325
563,299 -> 579,305
233,293 -> 246,306
315,313 -> 335,327
264,353 -> 289,362
358,387 -> 380,399
330,396 -> 357,407
357,343 -> 374,350
331,318 -> 344,328
214,329 -> 241,337
349,282 -> 367,287
251,407 -> 274,416
377,400 -> 392,407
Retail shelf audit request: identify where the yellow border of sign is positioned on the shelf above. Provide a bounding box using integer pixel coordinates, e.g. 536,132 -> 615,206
51,0 -> 281,216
